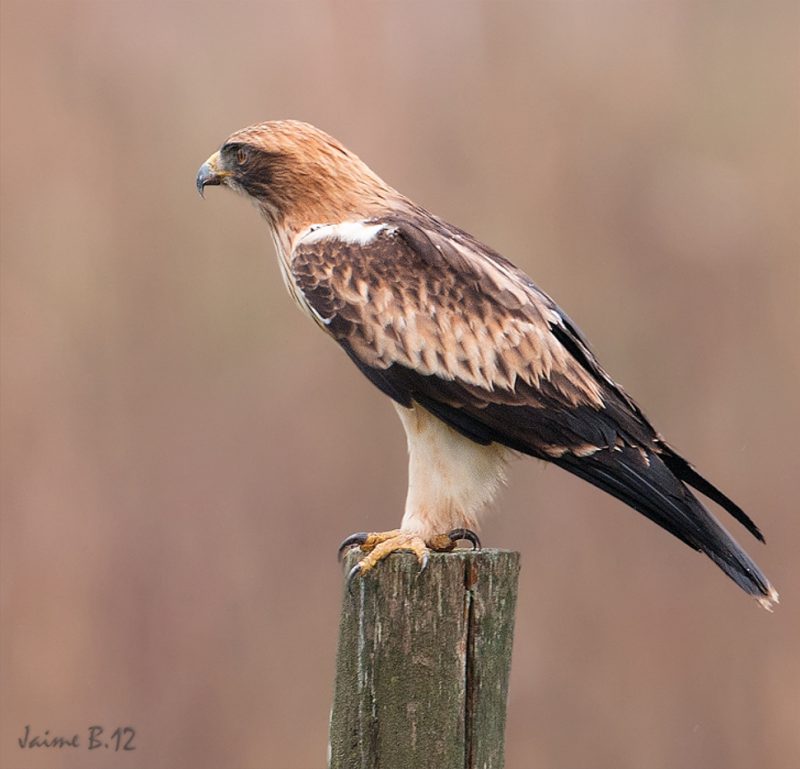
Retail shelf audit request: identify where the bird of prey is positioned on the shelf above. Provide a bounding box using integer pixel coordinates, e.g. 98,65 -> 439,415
196,120 -> 777,609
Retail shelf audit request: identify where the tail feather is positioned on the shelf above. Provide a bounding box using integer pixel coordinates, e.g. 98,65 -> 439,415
556,447 -> 778,609
659,448 -> 765,543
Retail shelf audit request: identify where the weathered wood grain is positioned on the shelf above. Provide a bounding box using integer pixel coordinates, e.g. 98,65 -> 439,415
329,549 -> 520,769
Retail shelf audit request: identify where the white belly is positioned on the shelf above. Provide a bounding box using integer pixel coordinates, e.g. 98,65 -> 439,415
394,402 -> 510,537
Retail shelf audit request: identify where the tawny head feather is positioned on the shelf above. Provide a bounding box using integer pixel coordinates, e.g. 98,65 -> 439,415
197,120 -> 400,237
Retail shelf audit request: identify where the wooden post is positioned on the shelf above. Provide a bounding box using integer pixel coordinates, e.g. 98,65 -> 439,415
329,548 -> 520,769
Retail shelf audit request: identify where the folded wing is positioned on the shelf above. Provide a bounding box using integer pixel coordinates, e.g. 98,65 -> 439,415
290,215 -> 776,606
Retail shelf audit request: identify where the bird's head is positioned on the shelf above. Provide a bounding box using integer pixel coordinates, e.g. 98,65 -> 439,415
196,120 -> 397,236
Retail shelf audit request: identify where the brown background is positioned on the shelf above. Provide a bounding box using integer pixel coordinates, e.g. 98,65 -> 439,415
1,2 -> 798,769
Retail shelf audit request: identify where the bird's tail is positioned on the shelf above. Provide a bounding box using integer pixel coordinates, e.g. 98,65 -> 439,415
556,447 -> 779,610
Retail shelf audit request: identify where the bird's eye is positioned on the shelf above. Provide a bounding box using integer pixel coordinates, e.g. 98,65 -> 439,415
236,147 -> 248,165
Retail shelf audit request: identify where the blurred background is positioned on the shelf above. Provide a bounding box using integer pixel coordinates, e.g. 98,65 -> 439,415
1,2 -> 798,768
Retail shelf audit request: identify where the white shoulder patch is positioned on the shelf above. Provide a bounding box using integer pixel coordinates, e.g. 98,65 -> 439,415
299,220 -> 388,247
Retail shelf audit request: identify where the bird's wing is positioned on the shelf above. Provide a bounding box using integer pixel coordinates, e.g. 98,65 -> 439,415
290,216 -> 774,604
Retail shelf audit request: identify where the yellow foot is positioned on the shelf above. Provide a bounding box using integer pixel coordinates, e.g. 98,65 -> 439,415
338,528 -> 481,592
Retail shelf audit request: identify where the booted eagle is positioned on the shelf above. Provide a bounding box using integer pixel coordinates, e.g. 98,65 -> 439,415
197,120 -> 777,609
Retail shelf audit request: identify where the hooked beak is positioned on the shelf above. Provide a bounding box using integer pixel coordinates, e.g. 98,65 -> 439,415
196,151 -> 226,198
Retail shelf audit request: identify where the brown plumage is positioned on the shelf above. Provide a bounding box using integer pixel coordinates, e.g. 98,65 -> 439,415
197,120 -> 778,608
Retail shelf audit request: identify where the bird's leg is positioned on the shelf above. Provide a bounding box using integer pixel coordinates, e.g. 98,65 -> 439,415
338,528 -> 481,592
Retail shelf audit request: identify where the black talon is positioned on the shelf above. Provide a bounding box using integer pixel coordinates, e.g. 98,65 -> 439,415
346,562 -> 363,595
418,550 -> 430,577
338,531 -> 369,562
447,528 -> 481,550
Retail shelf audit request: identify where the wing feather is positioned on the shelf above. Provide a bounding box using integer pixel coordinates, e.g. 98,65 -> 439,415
289,215 -> 772,602
293,219 -> 604,410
